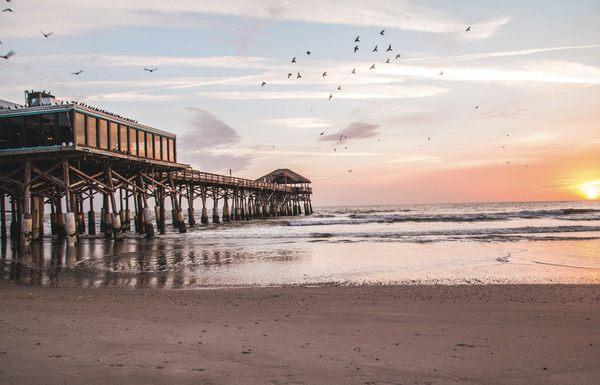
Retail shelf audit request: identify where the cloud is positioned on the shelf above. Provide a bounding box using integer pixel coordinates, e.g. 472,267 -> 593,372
1,1 -> 509,40
260,117 -> 332,129
320,122 -> 379,142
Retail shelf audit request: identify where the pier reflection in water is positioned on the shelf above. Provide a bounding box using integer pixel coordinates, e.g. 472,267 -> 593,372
0,237 -> 304,289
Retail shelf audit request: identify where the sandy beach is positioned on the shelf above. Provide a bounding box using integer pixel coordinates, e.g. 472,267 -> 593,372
0,281 -> 598,385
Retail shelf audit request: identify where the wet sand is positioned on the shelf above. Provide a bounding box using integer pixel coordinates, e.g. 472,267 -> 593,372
0,281 -> 598,385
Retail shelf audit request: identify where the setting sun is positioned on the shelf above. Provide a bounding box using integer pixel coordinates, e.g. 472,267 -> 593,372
579,181 -> 600,200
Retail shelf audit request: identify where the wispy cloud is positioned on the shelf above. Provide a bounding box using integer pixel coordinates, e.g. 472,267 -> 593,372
260,117 -> 332,129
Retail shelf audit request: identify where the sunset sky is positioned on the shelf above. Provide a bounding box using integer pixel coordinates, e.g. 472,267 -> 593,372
1,0 -> 599,205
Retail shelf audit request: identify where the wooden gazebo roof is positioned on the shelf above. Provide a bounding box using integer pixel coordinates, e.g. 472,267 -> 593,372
256,168 -> 311,184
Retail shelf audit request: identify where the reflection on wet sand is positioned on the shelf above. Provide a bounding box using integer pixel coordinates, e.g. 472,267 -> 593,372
0,238 -> 304,289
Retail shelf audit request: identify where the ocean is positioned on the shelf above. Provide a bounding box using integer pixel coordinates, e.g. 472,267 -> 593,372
2,201 -> 599,288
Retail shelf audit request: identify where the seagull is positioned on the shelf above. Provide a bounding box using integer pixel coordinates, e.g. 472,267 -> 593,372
386,44 -> 392,52
348,169 -> 353,173
466,26 -> 471,32
351,68 -> 356,74
372,45 -> 378,52
395,54 -> 401,60
144,67 -> 158,72
306,51 -> 311,55
40,31 -> 53,38
337,86 -> 342,91
379,29 -> 385,36
2,8 -> 14,13
334,148 -> 337,152
288,72 -> 293,78
385,58 -> 390,64
322,71 -> 327,78
439,70 -> 444,75
261,82 -> 266,87
1,50 -> 15,59
272,145 -> 275,149
475,105 -> 479,110
355,36 -> 360,43
370,64 -> 376,70
328,93 -> 333,101
354,45 -> 359,53
71,69 -> 84,75
428,137 -> 431,141
296,72 -> 302,79
319,132 -> 325,136
291,57 -> 296,63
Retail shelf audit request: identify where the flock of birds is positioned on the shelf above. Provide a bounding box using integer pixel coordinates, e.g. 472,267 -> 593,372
1,5 -> 519,172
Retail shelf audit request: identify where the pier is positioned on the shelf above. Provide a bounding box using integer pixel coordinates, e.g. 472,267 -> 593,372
0,90 -> 313,245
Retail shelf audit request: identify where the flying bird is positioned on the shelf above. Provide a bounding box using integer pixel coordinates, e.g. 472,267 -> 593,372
370,64 -> 375,70
328,93 -> 333,101
354,36 -> 360,43
385,58 -> 390,64
291,57 -> 297,63
322,71 -> 327,77
261,82 -> 266,87
353,45 -> 359,53
2,8 -> 14,13
144,67 -> 158,72
347,169 -> 353,173
1,50 -> 15,59
439,70 -> 444,75
337,86 -> 342,91
372,45 -> 378,52
379,29 -> 385,36
395,54 -> 401,60
427,137 -> 431,141
319,132 -> 325,136
466,26 -> 471,32
40,31 -> 53,38
71,69 -> 84,75
288,72 -> 293,78
296,72 -> 302,79
306,51 -> 311,55
475,105 -> 479,110
351,68 -> 356,74
386,44 -> 392,52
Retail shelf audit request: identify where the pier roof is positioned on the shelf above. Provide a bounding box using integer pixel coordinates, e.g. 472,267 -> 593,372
256,169 -> 311,184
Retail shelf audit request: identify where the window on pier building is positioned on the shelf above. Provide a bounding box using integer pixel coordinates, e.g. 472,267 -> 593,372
146,132 -> 153,160
56,112 -> 72,145
74,112 -> 86,145
168,138 -> 175,162
86,116 -> 97,148
161,137 -> 168,161
39,114 -> 56,146
0,116 -> 12,149
109,121 -> 119,152
137,130 -> 146,157
154,134 -> 161,160
119,124 -> 128,153
128,127 -> 137,156
26,114 -> 43,147
98,118 -> 108,150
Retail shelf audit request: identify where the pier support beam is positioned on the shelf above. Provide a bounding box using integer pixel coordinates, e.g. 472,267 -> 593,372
88,193 -> 96,235
21,161 -> 33,245
62,160 -> 77,245
187,185 -> 196,227
0,193 -> 6,241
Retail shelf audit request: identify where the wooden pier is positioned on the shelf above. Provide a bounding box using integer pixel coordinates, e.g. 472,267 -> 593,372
0,91 -> 313,245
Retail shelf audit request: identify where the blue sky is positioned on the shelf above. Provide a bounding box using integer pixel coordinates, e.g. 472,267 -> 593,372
1,0 -> 599,204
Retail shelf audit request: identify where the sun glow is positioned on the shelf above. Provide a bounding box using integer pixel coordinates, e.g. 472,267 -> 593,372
579,181 -> 600,200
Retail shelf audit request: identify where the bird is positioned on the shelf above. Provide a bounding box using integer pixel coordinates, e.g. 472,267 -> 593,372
475,105 -> 479,110
395,54 -> 401,60
0,41 -> 2,45
306,51 -> 311,55
291,57 -> 296,63
351,68 -> 356,74
319,132 -> 325,136
261,82 -> 266,87
71,69 -> 84,75
144,67 -> 158,72
348,169 -> 353,173
439,70 -> 444,75
334,148 -> 337,152
2,8 -> 14,13
354,45 -> 359,53
40,31 -> 53,38
322,71 -> 327,78
370,64 -> 376,70
296,72 -> 302,79
386,44 -> 392,52
372,45 -> 378,52
337,86 -> 342,90
355,36 -> 360,42
1,50 -> 15,59
466,26 -> 471,32
379,29 -> 385,35
272,145 -> 275,149
288,72 -> 293,78
385,58 -> 390,64
328,93 -> 333,101
427,137 -> 431,141
344,146 -> 347,150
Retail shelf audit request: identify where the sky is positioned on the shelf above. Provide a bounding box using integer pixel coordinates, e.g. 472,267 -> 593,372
1,0 -> 599,205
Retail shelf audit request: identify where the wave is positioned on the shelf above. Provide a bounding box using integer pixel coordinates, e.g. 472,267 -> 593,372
290,208 -> 600,226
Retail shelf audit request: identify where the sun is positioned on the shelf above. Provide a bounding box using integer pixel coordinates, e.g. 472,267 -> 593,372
578,181 -> 600,200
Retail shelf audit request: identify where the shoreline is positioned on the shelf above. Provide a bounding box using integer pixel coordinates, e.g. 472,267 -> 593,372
1,281 -> 598,385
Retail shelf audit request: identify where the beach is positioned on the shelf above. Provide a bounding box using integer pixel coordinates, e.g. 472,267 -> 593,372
1,281 -> 598,385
